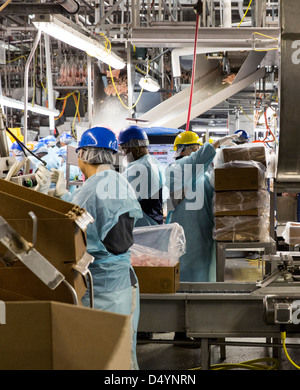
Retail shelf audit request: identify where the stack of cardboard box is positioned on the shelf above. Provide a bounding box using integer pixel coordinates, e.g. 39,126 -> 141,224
0,178 -> 90,303
213,145 -> 270,242
0,179 -> 132,370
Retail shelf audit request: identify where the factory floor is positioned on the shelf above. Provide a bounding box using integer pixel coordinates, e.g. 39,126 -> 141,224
136,256 -> 300,372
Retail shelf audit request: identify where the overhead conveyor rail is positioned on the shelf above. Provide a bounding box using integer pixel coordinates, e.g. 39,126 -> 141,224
138,57 -> 266,129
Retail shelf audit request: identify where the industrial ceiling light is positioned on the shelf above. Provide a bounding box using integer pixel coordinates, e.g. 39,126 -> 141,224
139,76 -> 160,92
33,14 -> 125,69
0,95 -> 59,117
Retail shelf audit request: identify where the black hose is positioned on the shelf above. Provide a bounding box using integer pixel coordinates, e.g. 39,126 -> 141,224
6,127 -> 46,166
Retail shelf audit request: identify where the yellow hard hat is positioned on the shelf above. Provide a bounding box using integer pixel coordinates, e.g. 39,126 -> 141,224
174,131 -> 202,151
26,141 -> 35,151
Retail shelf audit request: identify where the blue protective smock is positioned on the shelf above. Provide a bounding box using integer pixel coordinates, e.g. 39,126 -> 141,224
165,142 -> 216,282
122,154 -> 165,227
61,169 -> 143,370
31,148 -> 61,171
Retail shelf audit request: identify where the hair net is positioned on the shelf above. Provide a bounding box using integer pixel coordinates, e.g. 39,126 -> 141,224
119,139 -> 149,148
78,147 -> 116,165
60,132 -> 72,145
33,143 -> 48,155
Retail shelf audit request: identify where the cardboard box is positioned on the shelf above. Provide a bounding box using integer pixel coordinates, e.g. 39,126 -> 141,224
0,179 -> 90,303
222,146 -> 266,167
214,190 -> 270,216
0,263 -> 87,304
214,166 -> 266,191
134,262 -> 180,293
0,301 -> 131,370
214,216 -> 269,242
282,222 -> 300,246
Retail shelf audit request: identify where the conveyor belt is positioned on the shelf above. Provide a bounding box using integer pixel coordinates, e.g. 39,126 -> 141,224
177,289 -> 252,294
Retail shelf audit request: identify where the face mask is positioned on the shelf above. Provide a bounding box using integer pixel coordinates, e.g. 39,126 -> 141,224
126,152 -> 135,164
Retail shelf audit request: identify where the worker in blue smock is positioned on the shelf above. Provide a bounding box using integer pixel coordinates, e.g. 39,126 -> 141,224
31,140 -> 61,171
10,141 -> 25,162
56,146 -> 81,193
34,126 -> 143,370
165,131 -> 239,283
118,125 -> 165,227
166,131 -> 238,344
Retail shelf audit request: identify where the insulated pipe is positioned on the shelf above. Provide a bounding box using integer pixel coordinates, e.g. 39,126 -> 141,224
223,0 -> 232,28
24,29 -> 41,146
0,108 -> 9,157
44,33 -> 55,131
56,0 -> 80,14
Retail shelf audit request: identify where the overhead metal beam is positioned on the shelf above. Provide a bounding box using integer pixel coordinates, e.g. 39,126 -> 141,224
0,3 -> 75,15
94,0 -> 124,28
131,26 -> 279,48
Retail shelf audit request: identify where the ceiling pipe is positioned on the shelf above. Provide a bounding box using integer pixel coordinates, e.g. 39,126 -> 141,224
55,0 -> 80,14
223,0 -> 232,28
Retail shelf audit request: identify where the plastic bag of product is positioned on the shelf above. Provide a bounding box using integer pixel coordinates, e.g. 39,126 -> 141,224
214,143 -> 267,168
214,190 -> 270,216
213,214 -> 270,242
130,223 -> 186,266
282,222 -> 300,246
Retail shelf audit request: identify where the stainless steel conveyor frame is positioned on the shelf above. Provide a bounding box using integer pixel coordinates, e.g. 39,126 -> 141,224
138,280 -> 300,369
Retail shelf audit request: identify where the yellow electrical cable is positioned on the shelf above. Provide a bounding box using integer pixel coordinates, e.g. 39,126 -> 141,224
135,59 -> 151,75
253,32 -> 279,41
89,33 -> 145,109
41,80 -> 47,94
4,55 -> 27,64
31,49 -> 38,106
0,0 -> 12,13
72,94 -> 81,121
253,32 -> 279,52
72,92 -> 80,133
109,64 -> 144,109
103,34 -> 144,109
99,33 -> 112,57
281,331 -> 300,370
55,91 -> 81,126
189,357 -> 279,371
237,0 -> 252,28
239,105 -> 256,123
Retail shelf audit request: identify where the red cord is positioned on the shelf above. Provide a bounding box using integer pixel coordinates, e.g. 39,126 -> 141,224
186,13 -> 200,131
263,109 -> 275,143
252,109 -> 275,145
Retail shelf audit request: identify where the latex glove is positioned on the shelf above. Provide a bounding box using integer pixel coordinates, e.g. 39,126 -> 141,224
213,134 -> 239,148
50,168 -> 68,198
35,165 -> 51,194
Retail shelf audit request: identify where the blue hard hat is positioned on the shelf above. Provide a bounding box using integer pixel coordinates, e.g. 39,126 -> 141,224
11,141 -> 23,151
234,130 -> 250,140
76,126 -> 118,153
118,125 -> 148,145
